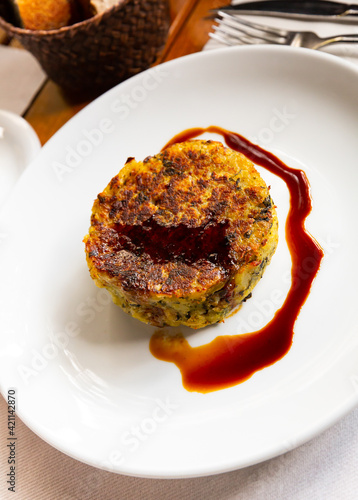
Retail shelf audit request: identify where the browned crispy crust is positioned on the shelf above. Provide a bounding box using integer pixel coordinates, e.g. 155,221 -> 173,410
84,140 -> 278,328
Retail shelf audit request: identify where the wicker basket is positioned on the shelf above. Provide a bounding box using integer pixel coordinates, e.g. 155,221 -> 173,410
0,0 -> 170,93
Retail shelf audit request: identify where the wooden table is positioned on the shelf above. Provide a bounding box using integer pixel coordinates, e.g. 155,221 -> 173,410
0,0 -> 224,145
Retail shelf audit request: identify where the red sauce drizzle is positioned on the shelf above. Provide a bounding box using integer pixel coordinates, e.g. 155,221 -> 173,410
149,126 -> 324,393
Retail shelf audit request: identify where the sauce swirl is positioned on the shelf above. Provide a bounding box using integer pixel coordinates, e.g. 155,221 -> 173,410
149,126 -> 323,393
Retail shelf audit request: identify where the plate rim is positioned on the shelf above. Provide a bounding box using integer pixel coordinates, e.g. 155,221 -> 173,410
1,45 -> 358,478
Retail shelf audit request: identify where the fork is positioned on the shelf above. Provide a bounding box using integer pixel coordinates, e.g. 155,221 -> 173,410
210,11 -> 358,50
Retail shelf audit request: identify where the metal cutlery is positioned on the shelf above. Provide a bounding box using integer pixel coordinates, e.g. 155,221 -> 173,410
213,0 -> 358,21
210,12 -> 358,49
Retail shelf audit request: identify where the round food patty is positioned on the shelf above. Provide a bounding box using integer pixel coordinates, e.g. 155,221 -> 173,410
84,140 -> 278,329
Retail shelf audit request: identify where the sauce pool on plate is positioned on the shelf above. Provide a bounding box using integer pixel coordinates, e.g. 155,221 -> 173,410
149,126 -> 324,393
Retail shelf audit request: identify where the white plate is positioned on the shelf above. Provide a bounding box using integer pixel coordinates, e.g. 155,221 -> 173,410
1,46 -> 358,479
0,110 -> 41,207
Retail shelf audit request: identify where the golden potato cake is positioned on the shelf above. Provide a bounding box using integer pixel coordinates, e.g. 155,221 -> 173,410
84,140 -> 278,329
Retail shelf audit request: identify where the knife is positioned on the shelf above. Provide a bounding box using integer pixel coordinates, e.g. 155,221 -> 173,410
214,0 -> 358,21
